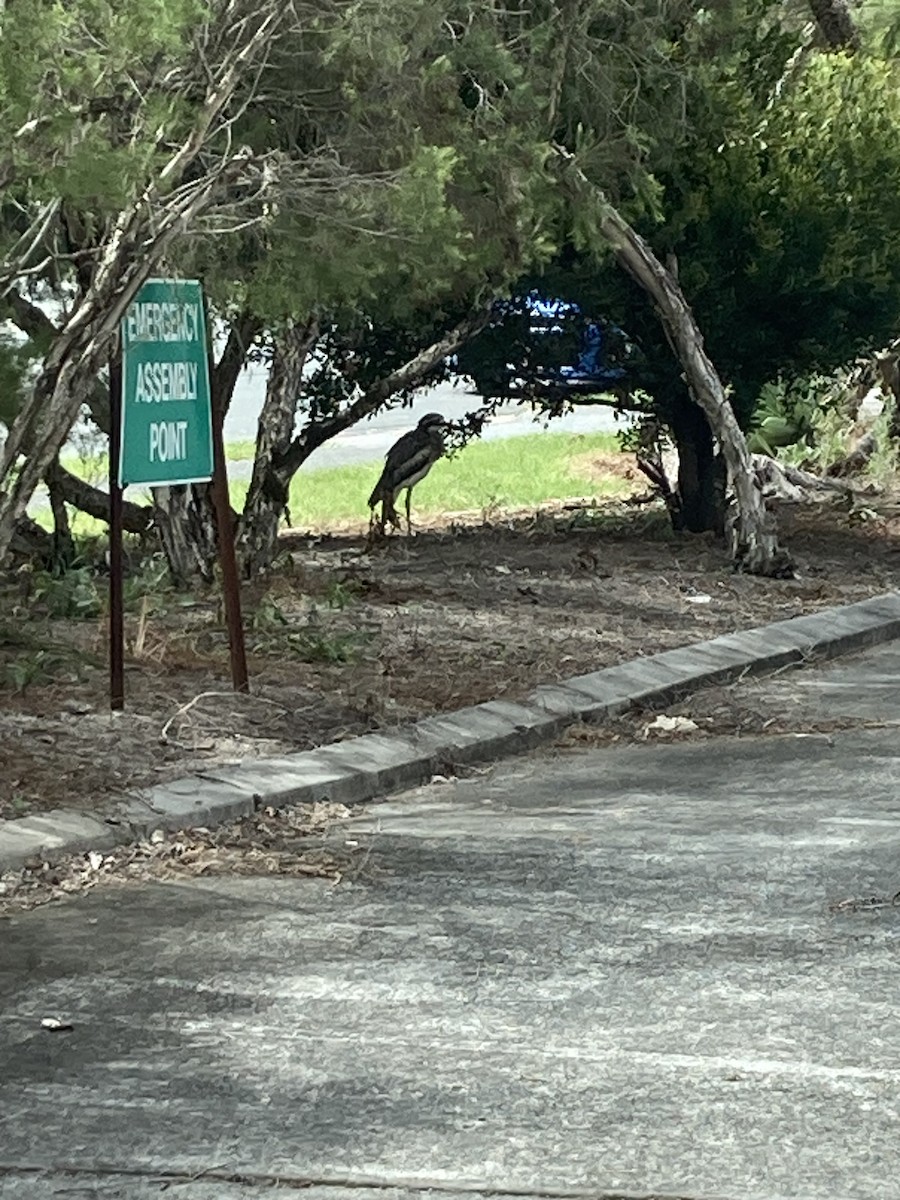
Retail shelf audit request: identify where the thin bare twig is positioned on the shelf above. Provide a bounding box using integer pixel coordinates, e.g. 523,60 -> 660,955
159,690 -> 289,744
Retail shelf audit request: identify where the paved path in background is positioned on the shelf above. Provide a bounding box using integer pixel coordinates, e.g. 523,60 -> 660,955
223,377 -> 628,470
3,643 -> 900,1199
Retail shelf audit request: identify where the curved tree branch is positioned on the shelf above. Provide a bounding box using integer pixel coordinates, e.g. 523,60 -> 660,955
553,147 -> 792,577
53,464 -> 151,534
275,307 -> 493,479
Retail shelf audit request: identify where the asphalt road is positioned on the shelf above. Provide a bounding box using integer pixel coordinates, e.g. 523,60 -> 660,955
3,645 -> 900,1199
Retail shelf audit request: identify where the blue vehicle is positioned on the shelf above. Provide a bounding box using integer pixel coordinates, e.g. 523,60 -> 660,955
556,319 -> 628,387
460,293 -> 633,400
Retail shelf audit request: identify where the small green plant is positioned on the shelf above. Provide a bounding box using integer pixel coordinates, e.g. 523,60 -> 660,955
9,792 -> 30,816
30,566 -> 101,620
768,371 -> 900,484
3,649 -> 72,695
748,376 -> 831,456
122,556 -> 172,610
323,578 -> 360,610
68,532 -> 108,569
251,593 -> 290,631
284,628 -> 365,663
250,592 -> 365,662
865,406 -> 900,486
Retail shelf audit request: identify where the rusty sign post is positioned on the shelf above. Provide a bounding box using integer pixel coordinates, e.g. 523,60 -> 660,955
108,353 -> 125,712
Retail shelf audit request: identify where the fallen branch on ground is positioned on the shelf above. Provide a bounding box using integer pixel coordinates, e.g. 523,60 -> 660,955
750,453 -> 853,502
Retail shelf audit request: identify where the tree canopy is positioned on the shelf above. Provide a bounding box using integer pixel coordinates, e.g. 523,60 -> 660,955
2,0 -> 900,574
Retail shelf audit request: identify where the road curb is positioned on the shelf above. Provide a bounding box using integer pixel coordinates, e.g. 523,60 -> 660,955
3,590 -> 900,875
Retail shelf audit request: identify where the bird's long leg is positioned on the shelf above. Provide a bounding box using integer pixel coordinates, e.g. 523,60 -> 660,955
385,494 -> 400,533
366,507 -> 379,550
405,488 -> 413,534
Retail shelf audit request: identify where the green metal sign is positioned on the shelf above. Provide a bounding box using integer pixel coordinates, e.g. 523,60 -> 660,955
119,278 -> 214,487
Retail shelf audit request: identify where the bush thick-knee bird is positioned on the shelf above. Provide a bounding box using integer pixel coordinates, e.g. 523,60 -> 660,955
368,412 -> 448,535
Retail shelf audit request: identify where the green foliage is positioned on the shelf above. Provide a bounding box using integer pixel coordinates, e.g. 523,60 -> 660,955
10,0 -> 900,564
490,4 -> 900,446
250,593 -> 364,662
655,45 -> 900,421
30,566 -> 102,620
0,329 -> 39,428
2,647 -> 74,695
122,556 -> 173,610
747,377 -> 826,453
323,578 -> 361,610
772,379 -> 900,485
250,592 -> 290,633
0,619 -> 84,693
201,0 -> 693,339
744,365 -> 900,489
0,0 -> 203,219
282,628 -> 364,664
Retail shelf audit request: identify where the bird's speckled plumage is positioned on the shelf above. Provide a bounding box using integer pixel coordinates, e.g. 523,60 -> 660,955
368,412 -> 447,533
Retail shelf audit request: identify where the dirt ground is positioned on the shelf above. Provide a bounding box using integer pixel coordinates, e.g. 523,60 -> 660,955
1,484 -> 898,822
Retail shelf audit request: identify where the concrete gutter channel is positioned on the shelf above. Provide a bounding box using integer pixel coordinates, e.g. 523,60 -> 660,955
3,590 -> 900,874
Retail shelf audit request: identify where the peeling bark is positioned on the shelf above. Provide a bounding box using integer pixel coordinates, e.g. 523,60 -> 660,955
598,200 -> 791,574
153,484 -> 220,586
607,220 -> 791,572
554,151 -> 793,574
237,318 -> 319,577
752,454 -> 851,500
8,516 -> 55,565
153,313 -> 260,583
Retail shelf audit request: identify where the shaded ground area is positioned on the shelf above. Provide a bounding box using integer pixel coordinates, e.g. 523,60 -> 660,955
1,491 -> 898,818
4,678 -> 900,1198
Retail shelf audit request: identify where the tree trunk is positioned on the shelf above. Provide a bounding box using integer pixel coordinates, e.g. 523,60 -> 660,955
53,463 -> 151,534
153,483 -> 219,586
596,204 -> 791,575
553,152 -> 792,574
237,319 -> 319,577
669,393 -> 725,535
9,516 -> 55,566
238,309 -> 492,576
877,350 -> 900,442
152,312 -> 260,583
44,458 -> 76,571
